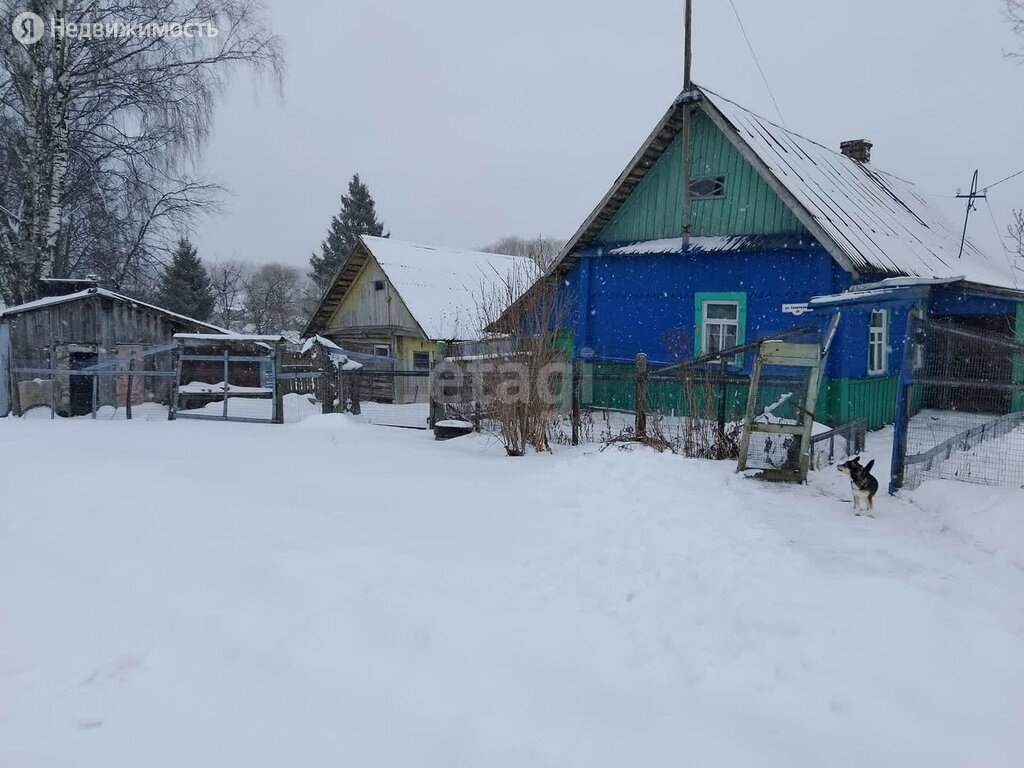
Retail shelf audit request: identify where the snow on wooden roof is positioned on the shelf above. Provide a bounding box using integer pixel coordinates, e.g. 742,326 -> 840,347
552,85 -> 1022,291
305,236 -> 534,341
0,287 -> 232,334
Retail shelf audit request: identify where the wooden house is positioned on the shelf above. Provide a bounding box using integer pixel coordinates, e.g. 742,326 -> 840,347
0,282 -> 228,416
304,235 -> 532,372
530,84 -> 1024,428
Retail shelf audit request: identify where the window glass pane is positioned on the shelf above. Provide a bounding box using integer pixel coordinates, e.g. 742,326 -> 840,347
870,310 -> 885,328
707,324 -> 722,351
706,302 -> 737,320
724,327 -> 738,349
689,176 -> 726,199
413,352 -> 430,370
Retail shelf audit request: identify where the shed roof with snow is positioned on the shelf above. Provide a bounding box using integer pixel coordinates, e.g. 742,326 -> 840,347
0,286 -> 231,334
304,235 -> 534,340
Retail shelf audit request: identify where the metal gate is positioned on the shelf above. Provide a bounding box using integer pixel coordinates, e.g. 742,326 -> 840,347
171,334 -> 286,424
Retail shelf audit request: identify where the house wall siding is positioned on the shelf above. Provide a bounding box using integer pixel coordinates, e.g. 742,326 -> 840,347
598,110 -> 808,243
564,249 -> 935,426
327,259 -> 422,336
571,244 -> 839,363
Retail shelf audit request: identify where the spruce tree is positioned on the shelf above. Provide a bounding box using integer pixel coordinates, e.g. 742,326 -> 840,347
309,174 -> 388,292
157,238 -> 215,321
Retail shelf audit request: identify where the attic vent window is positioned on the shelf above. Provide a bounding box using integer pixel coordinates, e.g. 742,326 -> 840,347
373,280 -> 385,291
689,176 -> 726,199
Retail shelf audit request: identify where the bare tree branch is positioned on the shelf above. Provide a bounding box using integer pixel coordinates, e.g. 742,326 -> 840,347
0,0 -> 283,304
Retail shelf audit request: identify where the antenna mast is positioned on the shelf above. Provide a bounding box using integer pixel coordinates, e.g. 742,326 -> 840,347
681,0 -> 694,248
956,170 -> 985,260
684,0 -> 693,90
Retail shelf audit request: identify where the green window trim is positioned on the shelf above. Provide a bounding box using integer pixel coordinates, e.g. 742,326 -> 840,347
694,291 -> 747,364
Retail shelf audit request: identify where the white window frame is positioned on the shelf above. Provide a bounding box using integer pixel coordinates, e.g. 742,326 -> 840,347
910,308 -> 925,370
702,300 -> 740,356
868,309 -> 888,376
373,344 -> 391,358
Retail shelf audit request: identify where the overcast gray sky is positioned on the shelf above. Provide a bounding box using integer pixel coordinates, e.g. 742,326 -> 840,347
194,0 -> 1024,270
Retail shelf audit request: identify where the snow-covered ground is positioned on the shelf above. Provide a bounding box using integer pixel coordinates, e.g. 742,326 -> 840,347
1,416 -> 1023,767
905,409 -> 1024,487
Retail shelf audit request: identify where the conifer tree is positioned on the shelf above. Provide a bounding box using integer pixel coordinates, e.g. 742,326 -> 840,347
157,238 -> 215,321
309,174 -> 388,292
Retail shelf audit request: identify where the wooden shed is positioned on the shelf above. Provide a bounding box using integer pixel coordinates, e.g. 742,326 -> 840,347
0,283 -> 227,416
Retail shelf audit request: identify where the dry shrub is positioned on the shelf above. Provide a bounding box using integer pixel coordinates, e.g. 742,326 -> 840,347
474,262 -> 573,456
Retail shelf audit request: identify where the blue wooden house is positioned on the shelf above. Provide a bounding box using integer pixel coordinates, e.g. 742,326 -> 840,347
540,85 -> 1024,428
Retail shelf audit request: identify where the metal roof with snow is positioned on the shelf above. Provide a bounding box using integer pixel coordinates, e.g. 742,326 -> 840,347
553,85 -> 1021,291
304,235 -> 535,340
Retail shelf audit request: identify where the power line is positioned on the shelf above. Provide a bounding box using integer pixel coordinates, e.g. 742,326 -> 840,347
727,0 -> 786,126
982,196 -> 1021,290
981,167 -> 1024,193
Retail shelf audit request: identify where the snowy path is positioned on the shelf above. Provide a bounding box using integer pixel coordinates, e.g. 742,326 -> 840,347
1,416 -> 1022,767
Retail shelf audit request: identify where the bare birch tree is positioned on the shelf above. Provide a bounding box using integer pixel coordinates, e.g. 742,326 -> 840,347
0,0 -> 283,305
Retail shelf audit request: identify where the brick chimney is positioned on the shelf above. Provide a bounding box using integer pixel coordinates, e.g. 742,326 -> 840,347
840,139 -> 872,164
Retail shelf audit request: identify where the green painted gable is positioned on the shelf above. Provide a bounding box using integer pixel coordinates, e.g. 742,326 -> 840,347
598,109 -> 807,243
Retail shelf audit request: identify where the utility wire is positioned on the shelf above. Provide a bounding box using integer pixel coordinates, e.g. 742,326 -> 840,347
727,0 -> 785,126
981,167 -> 1024,193
982,196 -> 1021,289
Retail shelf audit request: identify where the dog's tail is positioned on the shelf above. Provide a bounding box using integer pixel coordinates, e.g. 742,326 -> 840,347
864,459 -> 875,472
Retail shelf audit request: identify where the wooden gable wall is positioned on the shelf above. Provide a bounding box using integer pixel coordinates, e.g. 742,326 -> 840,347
598,109 -> 807,243
326,258 -> 423,338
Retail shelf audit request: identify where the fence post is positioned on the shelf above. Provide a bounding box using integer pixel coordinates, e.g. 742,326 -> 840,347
168,346 -> 182,421
91,372 -> 98,419
125,365 -> 133,421
571,358 -> 581,446
717,356 -> 728,434
889,317 -> 920,494
428,366 -> 444,429
222,349 -> 230,420
272,344 -> 285,425
350,372 -> 361,415
321,372 -> 332,415
635,353 -> 648,438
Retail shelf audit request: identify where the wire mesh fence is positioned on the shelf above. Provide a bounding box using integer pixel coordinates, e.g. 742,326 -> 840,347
895,319 -> 1024,490
429,324 -> 862,468
339,368 -> 432,429
9,341 -> 331,423
10,343 -> 178,419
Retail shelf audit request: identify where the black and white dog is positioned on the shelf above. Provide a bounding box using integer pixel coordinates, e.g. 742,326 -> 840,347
837,456 -> 879,515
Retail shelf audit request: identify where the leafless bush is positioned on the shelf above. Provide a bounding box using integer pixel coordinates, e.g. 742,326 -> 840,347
1010,209 -> 1023,261
474,262 -> 573,456
679,367 -> 741,460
